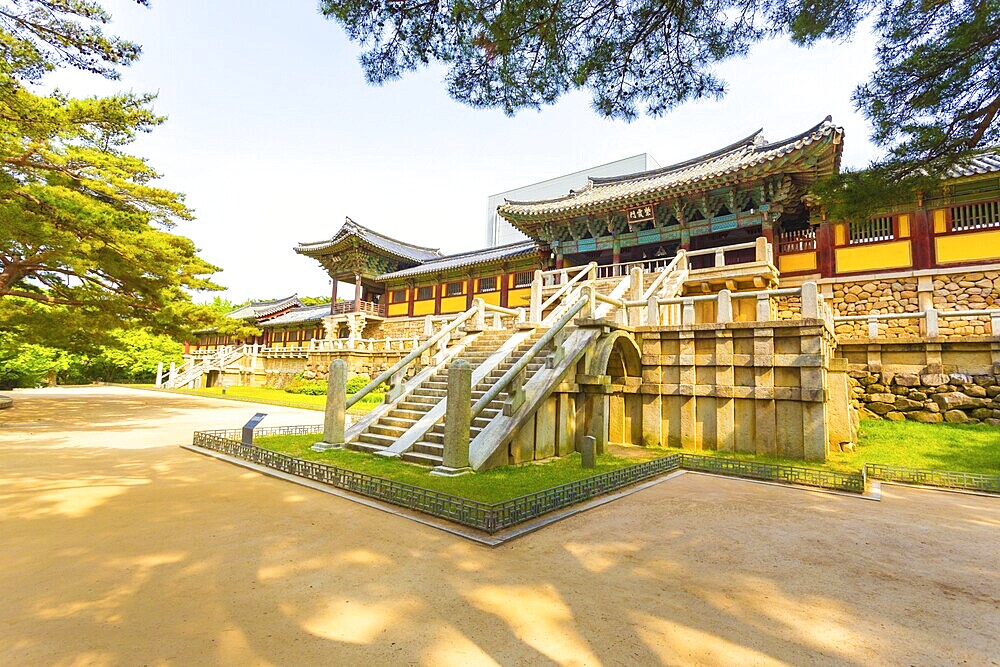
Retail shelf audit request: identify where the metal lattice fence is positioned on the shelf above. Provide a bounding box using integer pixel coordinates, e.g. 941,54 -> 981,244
190,429 -> 889,533
680,454 -> 865,493
864,463 -> 1000,494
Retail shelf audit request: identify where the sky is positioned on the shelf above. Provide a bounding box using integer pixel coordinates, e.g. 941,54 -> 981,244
47,1 -> 881,303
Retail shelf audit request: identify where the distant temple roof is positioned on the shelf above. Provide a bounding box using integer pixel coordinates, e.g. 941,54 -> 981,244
946,146 -> 1000,178
296,217 -> 443,263
226,295 -> 302,321
260,303 -> 331,327
379,241 -> 537,280
498,117 -> 844,224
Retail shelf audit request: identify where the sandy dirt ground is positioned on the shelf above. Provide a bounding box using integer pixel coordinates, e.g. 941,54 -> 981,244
1,386 -> 997,666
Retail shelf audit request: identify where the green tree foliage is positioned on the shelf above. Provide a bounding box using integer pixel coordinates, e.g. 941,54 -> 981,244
319,0 -> 999,175
0,330 -> 72,388
88,328 -> 183,383
0,1 -> 240,353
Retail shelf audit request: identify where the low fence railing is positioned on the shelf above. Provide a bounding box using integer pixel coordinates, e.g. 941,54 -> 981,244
190,428 -> 902,533
864,463 -> 999,494
308,337 -> 420,353
833,308 -> 1000,338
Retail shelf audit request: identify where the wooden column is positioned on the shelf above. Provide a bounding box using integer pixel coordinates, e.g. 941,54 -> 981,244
816,222 -> 835,278
330,276 -> 339,315
353,274 -> 362,312
434,282 -> 442,315
500,272 -> 509,308
466,274 -> 475,310
911,195 -> 934,270
407,281 -> 415,318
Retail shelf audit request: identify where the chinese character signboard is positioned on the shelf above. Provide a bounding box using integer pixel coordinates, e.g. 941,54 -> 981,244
627,205 -> 654,225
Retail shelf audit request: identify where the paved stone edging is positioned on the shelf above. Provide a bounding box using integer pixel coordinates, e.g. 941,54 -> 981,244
0,395 -> 12,410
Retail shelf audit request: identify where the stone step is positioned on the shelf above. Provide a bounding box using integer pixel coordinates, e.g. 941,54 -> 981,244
403,395 -> 439,406
355,433 -> 396,448
412,388 -> 447,399
349,440 -> 387,454
369,424 -> 407,438
380,416 -> 418,429
388,409 -> 424,421
400,450 -> 442,466
411,441 -> 443,456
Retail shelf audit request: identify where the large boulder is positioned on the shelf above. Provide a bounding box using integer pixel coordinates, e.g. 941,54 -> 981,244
867,393 -> 897,404
868,402 -> 895,415
933,392 -> 976,410
920,373 -> 950,387
910,411 -> 943,423
943,409 -> 969,423
894,373 -> 920,387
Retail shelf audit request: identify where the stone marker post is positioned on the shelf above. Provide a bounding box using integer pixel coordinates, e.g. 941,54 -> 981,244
312,360 -> 347,451
581,435 -> 596,468
431,359 -> 473,476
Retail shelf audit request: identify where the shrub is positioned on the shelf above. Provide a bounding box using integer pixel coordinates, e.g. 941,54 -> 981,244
346,375 -> 370,393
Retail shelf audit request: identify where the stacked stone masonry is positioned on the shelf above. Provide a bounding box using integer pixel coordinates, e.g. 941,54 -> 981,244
822,271 -> 999,339
850,369 -> 1000,426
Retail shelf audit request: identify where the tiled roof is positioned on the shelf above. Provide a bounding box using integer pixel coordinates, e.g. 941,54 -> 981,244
296,217 -> 443,262
378,241 -> 537,280
945,147 -> 1000,178
260,304 -> 331,327
226,295 -> 302,320
499,117 -> 843,219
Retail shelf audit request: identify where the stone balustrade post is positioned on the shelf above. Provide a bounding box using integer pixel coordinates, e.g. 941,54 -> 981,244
714,248 -> 725,267
630,266 -> 643,301
717,290 -> 733,323
755,236 -> 771,263
867,316 -> 880,339
168,362 -> 176,385
423,315 -> 434,337
800,282 -> 820,319
924,308 -> 939,337
530,271 -> 543,323
472,298 -> 486,330
432,359 -> 474,477
647,296 -> 659,326
681,299 -> 696,326
755,294 -> 772,322
504,366 -> 527,416
313,360 -> 346,451
155,362 -> 163,388
990,311 -> 1000,338
581,285 -> 596,320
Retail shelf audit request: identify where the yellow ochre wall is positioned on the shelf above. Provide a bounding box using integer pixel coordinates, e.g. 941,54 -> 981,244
387,302 -> 408,317
835,240 -> 912,274
936,229 -> 1000,264
778,251 -> 817,274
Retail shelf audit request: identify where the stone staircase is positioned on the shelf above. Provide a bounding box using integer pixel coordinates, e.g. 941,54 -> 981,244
348,329 -> 540,462
400,330 -> 548,466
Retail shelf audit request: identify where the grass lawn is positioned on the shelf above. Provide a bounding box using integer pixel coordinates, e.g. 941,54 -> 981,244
254,433 -> 645,503
657,420 -> 1000,476
157,385 -> 382,414
251,420 -> 999,503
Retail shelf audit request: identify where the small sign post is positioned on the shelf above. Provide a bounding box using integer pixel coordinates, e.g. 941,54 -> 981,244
242,412 -> 267,446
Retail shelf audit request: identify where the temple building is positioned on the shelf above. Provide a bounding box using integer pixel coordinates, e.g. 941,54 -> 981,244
188,116 -> 999,354
175,117 -> 999,470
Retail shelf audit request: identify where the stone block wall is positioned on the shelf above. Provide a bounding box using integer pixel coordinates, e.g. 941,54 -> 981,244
637,320 -> 854,461
810,270 -> 1000,340
850,369 -> 1000,425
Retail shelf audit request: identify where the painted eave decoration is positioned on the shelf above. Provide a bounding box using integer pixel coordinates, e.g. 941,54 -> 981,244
497,117 -> 845,232
378,240 -> 538,281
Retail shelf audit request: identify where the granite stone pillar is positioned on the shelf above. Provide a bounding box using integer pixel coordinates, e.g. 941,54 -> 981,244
313,360 -> 346,451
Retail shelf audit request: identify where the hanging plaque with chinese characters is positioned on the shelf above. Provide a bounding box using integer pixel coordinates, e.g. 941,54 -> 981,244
626,204 -> 654,225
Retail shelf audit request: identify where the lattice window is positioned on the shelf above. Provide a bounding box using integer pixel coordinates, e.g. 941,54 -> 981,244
446,281 -> 463,296
390,289 -> 406,303
849,216 -> 894,244
513,271 -> 533,287
951,200 -> 1000,231
417,286 -> 433,300
778,228 -> 816,253
478,276 -> 497,293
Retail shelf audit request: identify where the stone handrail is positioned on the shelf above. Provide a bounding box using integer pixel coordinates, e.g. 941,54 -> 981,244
345,303 -> 479,409
309,337 -> 419,353
834,308 -> 1000,338
470,296 -> 588,421
539,262 -> 596,312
